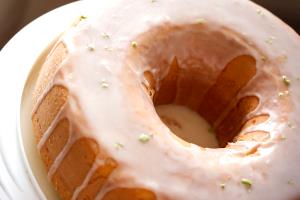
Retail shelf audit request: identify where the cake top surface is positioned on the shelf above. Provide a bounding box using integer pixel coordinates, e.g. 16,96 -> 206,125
35,0 -> 300,199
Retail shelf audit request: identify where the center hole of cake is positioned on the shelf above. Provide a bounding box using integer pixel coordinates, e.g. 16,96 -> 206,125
143,54 -> 258,148
137,24 -> 262,148
156,104 -> 219,148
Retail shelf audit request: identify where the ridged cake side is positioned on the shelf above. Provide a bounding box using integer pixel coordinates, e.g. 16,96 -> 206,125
32,42 -> 154,200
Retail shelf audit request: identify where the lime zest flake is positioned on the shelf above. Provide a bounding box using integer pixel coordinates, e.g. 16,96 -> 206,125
131,41 -> 138,48
282,75 -> 291,86
256,9 -> 262,14
100,79 -> 109,88
287,180 -> 294,185
87,43 -> 96,51
287,122 -> 293,128
279,135 -> 286,141
220,183 -> 226,190
138,133 -> 153,143
241,178 -> 252,189
196,17 -> 206,24
101,32 -> 110,39
265,36 -> 275,45
80,15 -> 87,20
114,142 -> 124,150
256,9 -> 264,16
278,90 -> 290,97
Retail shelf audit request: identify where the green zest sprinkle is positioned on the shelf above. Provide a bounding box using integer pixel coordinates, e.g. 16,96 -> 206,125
220,183 -> 226,190
278,90 -> 289,97
114,142 -> 124,150
87,44 -> 95,51
265,36 -> 275,45
287,180 -> 294,185
131,41 -> 138,48
80,15 -> 87,20
100,80 -> 109,88
256,9 -> 262,14
101,33 -> 110,39
287,122 -> 293,128
241,178 -> 252,189
256,9 -> 264,16
151,0 -> 157,2
278,92 -> 284,97
282,75 -> 291,86
279,135 -> 286,141
196,18 -> 205,24
138,133 -> 152,143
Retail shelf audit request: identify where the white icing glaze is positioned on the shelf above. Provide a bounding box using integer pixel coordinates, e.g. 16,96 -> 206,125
35,0 -> 300,199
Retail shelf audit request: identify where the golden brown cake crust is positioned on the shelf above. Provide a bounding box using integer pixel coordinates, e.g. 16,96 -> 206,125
33,42 -> 67,106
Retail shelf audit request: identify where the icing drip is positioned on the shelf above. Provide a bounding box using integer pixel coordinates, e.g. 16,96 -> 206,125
71,158 -> 105,200
37,105 -> 65,151
32,81 -> 54,116
94,178 -> 117,200
46,122 -> 76,180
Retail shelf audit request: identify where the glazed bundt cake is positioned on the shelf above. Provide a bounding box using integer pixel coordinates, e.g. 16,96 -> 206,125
32,0 -> 300,199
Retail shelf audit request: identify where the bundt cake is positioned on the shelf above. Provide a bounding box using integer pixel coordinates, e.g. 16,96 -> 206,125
32,0 -> 300,199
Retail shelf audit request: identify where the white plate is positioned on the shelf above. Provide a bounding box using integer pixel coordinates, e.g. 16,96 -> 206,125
0,1 -> 89,199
